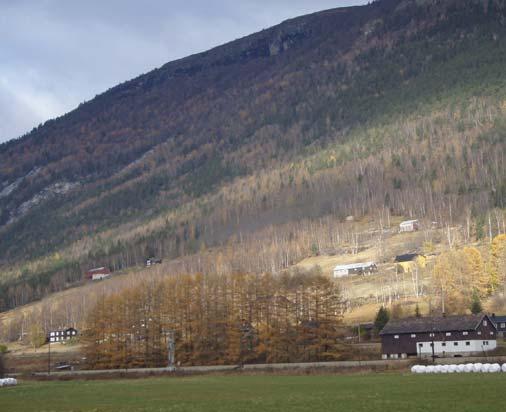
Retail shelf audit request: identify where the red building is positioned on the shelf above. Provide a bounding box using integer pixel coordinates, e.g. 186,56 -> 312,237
85,267 -> 111,281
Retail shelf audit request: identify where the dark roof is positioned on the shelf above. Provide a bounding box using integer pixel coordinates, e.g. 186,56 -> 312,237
380,314 -> 493,335
394,253 -> 421,263
491,315 -> 506,324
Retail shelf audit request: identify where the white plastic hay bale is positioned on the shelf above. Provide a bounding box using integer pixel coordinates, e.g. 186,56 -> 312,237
473,363 -> 483,373
481,363 -> 491,373
491,364 -> 501,373
0,380 -> 4,388
417,365 -> 427,374
464,363 -> 473,373
502,363 -> 506,372
456,364 -> 465,373
411,365 -> 418,374
434,365 -> 442,373
448,364 -> 457,373
4,378 -> 17,387
426,365 -> 435,374
440,365 -> 449,374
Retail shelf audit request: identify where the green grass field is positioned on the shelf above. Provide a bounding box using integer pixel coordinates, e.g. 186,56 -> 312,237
1,373 -> 505,412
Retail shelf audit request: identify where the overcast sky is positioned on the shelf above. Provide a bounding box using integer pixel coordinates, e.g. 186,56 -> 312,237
0,0 -> 368,143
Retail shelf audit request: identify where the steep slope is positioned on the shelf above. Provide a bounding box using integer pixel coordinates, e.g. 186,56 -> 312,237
1,0 -> 506,310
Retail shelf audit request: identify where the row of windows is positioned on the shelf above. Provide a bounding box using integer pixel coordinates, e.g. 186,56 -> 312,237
418,341 -> 491,348
49,336 -> 72,342
394,331 -> 494,339
49,330 -> 77,337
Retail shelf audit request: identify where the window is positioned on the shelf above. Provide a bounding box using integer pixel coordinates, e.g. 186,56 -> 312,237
483,341 -> 488,346
394,335 -> 399,339
463,331 -> 468,336
454,342 -> 458,346
466,342 -> 470,346
501,323 -> 506,329
490,332 -> 494,335
430,343 -> 434,347
411,334 -> 416,338
483,320 -> 488,326
419,343 -> 423,348
477,331 -> 482,335
429,333 -> 435,337
446,332 -> 451,336
442,342 -> 446,347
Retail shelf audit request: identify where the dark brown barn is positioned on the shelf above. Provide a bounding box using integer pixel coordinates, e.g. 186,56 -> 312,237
491,314 -> 506,338
380,314 -> 497,359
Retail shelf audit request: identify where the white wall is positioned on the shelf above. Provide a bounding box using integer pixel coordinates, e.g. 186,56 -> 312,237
417,340 -> 496,356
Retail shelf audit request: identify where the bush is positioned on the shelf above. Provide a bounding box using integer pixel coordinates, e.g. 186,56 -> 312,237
0,344 -> 7,354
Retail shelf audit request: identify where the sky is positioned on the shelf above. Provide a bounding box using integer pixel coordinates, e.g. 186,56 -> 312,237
0,0 -> 368,144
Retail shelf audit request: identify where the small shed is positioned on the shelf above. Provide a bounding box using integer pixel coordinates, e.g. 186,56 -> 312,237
399,220 -> 419,232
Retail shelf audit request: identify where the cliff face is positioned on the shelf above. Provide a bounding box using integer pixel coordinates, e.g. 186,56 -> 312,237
0,0 -> 505,310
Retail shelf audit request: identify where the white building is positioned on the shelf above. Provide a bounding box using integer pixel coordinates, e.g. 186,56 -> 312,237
333,262 -> 377,278
399,219 -> 419,232
48,328 -> 78,343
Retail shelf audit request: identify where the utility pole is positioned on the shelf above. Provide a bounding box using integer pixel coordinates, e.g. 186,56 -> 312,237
431,328 -> 435,364
47,339 -> 51,375
167,330 -> 175,371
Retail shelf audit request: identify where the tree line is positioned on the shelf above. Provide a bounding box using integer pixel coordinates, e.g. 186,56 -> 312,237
84,268 -> 346,369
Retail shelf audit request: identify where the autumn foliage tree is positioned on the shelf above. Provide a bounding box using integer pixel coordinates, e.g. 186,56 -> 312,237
84,269 -> 345,369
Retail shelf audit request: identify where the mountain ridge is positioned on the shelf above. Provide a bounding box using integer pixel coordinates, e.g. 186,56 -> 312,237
0,0 -> 505,311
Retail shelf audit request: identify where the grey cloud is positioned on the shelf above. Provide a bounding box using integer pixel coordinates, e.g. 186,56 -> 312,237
0,0 -> 368,143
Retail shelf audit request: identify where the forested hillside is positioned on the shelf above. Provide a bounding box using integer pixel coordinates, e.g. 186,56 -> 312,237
1,0 -> 506,313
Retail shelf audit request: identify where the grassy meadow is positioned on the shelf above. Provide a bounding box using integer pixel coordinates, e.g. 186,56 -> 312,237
1,373 -> 505,412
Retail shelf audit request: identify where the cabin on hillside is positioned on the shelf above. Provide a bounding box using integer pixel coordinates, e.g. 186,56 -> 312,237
394,253 -> 426,273
399,220 -> 419,233
491,314 -> 506,338
85,267 -> 111,281
47,327 -> 78,343
333,262 -> 377,278
146,258 -> 162,267
380,314 -> 497,359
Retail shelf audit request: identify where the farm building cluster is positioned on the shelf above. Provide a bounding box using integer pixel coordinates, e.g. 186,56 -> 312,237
332,220 -> 424,279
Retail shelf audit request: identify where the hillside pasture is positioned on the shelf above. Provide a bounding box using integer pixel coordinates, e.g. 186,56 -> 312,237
1,373 -> 505,412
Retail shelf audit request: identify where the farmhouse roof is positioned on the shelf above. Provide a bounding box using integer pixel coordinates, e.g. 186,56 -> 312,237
380,314 -> 494,335
491,314 -> 506,323
400,219 -> 418,225
87,267 -> 109,273
394,253 -> 422,263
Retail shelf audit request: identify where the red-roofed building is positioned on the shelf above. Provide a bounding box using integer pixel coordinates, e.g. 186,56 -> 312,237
85,267 -> 111,281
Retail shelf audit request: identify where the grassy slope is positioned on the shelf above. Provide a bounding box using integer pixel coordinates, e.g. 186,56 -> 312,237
1,374 -> 505,412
